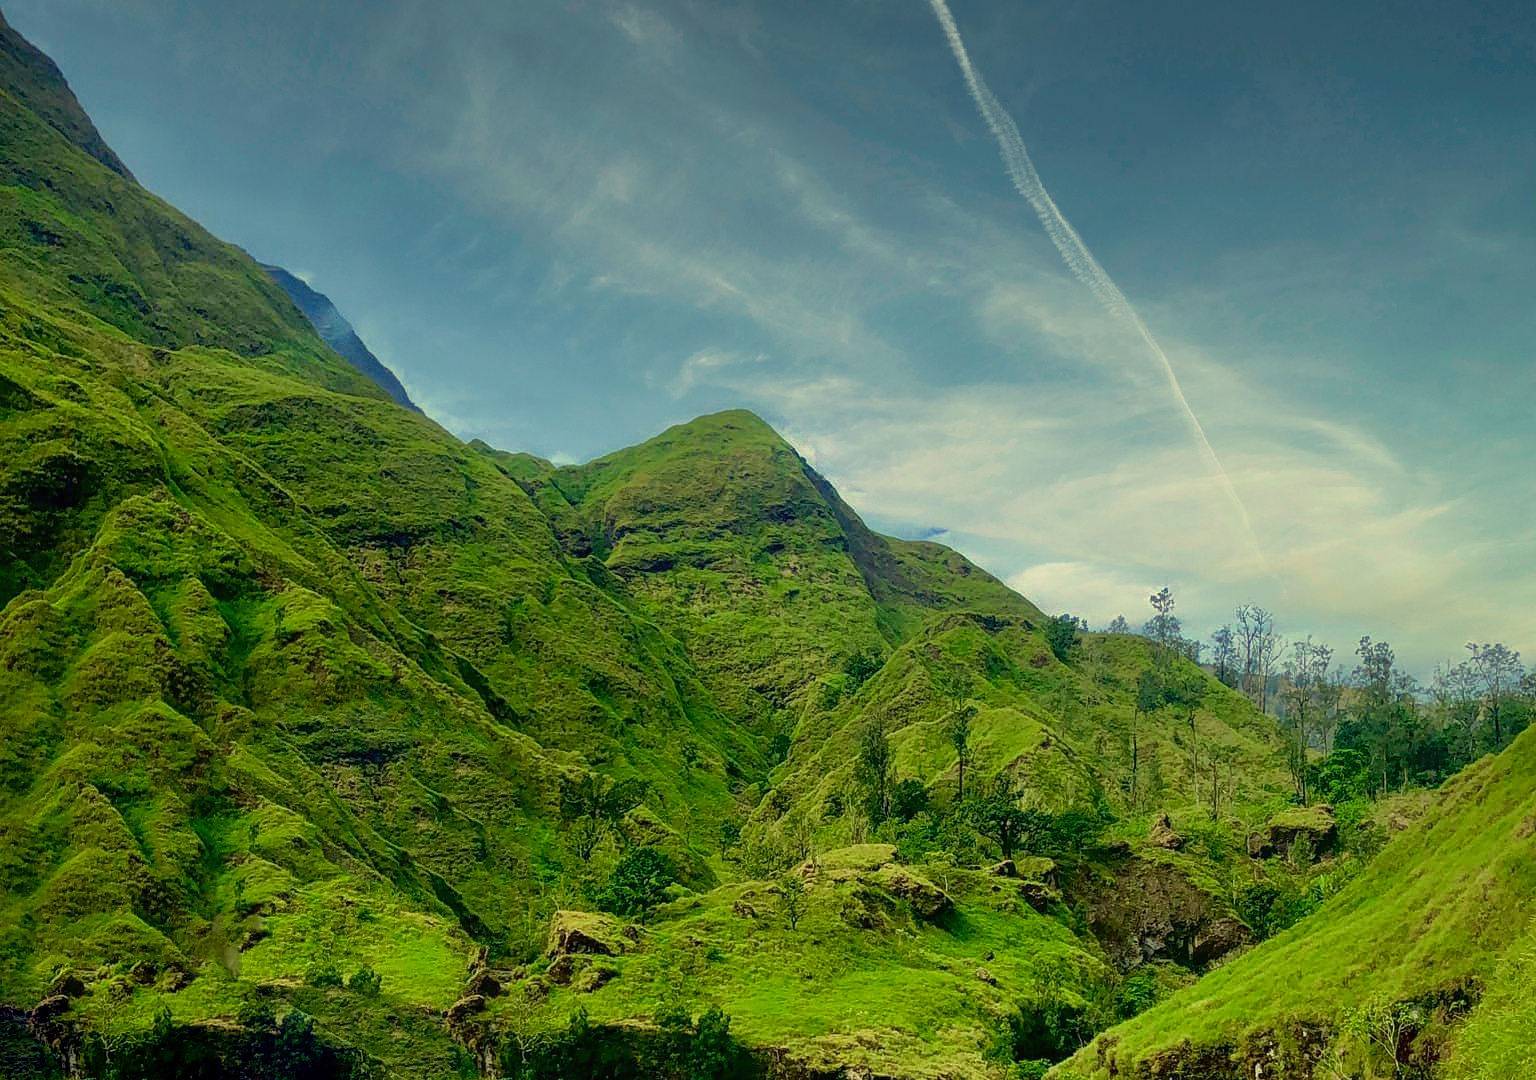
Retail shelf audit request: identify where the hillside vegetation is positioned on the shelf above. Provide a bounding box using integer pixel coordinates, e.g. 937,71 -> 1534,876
2,13 -> 1530,1080
1063,722 -> 1536,1078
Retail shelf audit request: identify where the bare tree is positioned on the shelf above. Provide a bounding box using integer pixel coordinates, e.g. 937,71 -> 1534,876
1210,625 -> 1239,687
947,704 -> 976,802
1281,637 -> 1334,805
1234,605 -> 1280,712
1465,642 -> 1524,749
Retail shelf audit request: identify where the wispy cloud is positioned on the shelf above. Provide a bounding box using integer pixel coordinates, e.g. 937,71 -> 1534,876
926,0 -> 1268,576
664,349 -> 766,398
75,0 -> 1520,670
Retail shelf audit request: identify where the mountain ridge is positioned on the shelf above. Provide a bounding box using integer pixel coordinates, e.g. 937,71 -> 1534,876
260,264 -> 420,413
0,11 -> 131,181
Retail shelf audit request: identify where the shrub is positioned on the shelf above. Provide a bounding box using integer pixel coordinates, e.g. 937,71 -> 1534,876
347,966 -> 382,995
504,1005 -> 756,1080
599,847 -> 677,918
768,734 -> 791,764
890,778 -> 928,822
305,962 -> 344,988
843,649 -> 882,691
718,819 -> 742,854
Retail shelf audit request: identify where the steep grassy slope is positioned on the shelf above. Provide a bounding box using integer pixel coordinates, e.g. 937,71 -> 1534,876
1062,725 -> 1536,1079
0,12 -> 131,179
0,18 -> 1309,1079
509,409 -> 1041,721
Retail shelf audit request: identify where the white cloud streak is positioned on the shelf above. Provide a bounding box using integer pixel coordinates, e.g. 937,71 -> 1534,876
926,0 -> 1272,578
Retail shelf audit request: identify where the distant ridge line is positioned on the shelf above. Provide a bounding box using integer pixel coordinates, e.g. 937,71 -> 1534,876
261,264 -> 421,412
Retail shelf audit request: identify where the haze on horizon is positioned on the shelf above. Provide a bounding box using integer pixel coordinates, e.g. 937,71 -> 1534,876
13,0 -> 1533,673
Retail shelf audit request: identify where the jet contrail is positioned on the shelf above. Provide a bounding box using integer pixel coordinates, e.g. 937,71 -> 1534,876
927,0 -> 1271,575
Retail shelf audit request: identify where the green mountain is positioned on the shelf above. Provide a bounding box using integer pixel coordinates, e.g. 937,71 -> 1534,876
8,14 -> 1523,1080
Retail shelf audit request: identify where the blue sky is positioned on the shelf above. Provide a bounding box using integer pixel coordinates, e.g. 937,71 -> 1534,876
14,0 -> 1534,672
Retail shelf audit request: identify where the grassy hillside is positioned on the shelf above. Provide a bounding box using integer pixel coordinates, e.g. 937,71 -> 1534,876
1062,724 -> 1536,1079
0,18 -> 1316,1079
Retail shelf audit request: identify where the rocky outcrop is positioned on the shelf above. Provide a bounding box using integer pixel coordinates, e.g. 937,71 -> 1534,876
1087,1018 -> 1334,1079
1147,813 -> 1186,851
1064,853 -> 1252,972
1248,806 -> 1337,862
445,994 -> 487,1028
574,963 -> 620,993
1019,880 -> 1062,914
465,969 -> 502,998
870,865 -> 952,919
547,910 -> 628,957
45,971 -> 86,999
801,845 -> 899,882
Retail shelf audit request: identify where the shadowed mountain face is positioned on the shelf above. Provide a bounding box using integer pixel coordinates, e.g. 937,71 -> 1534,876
262,264 -> 420,412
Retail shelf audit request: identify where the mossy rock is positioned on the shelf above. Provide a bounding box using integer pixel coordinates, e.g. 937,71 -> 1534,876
869,865 -> 952,920
812,844 -> 898,875
1248,805 -> 1338,861
546,910 -> 628,958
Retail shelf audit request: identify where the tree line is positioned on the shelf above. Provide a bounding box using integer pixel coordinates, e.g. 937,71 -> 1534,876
1103,594 -> 1533,804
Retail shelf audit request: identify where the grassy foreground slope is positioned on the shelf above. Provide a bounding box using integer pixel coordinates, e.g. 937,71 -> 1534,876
1062,725 -> 1536,1079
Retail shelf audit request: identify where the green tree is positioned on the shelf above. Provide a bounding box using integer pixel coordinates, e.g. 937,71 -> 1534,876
843,649 -> 883,692
947,703 -> 975,802
1144,588 -> 1181,652
718,819 -> 742,858
560,774 -> 650,860
778,872 -> 807,931
1045,614 -> 1081,663
768,733 -> 791,765
856,720 -> 894,827
1164,665 -> 1207,732
599,846 -> 676,918
968,775 -> 1048,860
890,778 -> 929,822
644,1004 -> 753,1080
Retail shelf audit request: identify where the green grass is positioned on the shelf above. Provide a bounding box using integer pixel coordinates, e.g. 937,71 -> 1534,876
1062,726 -> 1536,1077
497,850 -> 1106,1079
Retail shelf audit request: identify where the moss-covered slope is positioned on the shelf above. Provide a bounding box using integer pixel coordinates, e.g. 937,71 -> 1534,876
1062,725 -> 1536,1079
